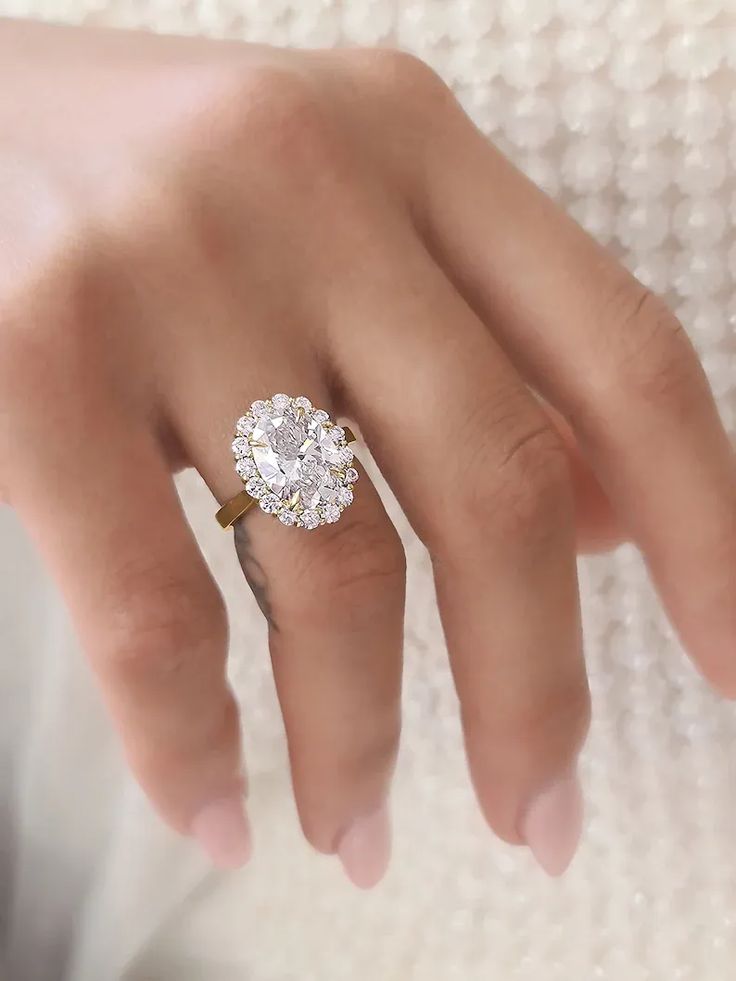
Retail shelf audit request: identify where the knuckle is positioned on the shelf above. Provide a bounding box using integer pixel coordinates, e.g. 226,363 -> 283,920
99,65 -> 347,255
192,64 -> 343,178
452,397 -> 572,543
320,517 -> 406,600
492,431 -> 574,541
101,560 -> 227,679
350,47 -> 450,104
0,248 -> 98,411
595,282 -> 697,410
276,517 -> 405,626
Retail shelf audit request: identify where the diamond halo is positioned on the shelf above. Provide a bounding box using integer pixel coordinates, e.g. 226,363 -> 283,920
231,394 -> 358,529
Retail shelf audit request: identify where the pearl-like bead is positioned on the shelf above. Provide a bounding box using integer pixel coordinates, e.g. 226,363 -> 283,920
609,43 -> 664,92
607,0 -> 663,42
557,27 -> 611,73
561,78 -> 614,135
504,93 -> 557,149
615,200 -> 669,250
672,198 -> 726,247
499,0 -> 552,34
666,29 -> 723,80
562,140 -> 614,193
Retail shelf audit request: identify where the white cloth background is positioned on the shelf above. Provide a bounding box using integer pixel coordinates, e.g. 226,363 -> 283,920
2,1 -> 736,979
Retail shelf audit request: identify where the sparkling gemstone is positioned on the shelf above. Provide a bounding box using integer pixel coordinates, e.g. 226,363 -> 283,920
231,395 -> 357,528
299,509 -> 320,530
245,476 -> 267,499
249,402 -> 344,509
260,494 -> 281,514
338,447 -> 354,468
337,486 -> 354,508
271,393 -> 290,411
236,458 -> 257,479
232,437 -> 250,457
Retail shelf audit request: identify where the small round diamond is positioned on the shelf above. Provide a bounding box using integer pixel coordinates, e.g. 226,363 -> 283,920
251,399 -> 268,416
322,503 -> 341,524
337,486 -> 354,508
330,426 -> 346,443
245,476 -> 267,499
279,509 -> 298,527
293,396 -> 312,411
232,437 -> 250,457
260,494 -> 281,514
271,393 -> 290,411
344,467 -> 359,484
236,458 -> 257,479
338,447 -> 354,468
299,509 -> 320,530
313,409 -> 330,424
236,416 -> 255,436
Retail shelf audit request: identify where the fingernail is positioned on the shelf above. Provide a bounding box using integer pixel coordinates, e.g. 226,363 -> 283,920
336,803 -> 391,889
191,795 -> 252,870
520,768 -> 583,877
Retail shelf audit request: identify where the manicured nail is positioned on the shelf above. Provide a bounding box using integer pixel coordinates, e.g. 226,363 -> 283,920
191,795 -> 252,870
520,768 -> 583,877
337,803 -> 391,889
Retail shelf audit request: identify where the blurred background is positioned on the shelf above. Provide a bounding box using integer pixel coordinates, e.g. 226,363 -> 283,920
2,2 -> 736,979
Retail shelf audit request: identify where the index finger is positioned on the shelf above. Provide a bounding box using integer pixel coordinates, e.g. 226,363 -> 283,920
426,120 -> 736,695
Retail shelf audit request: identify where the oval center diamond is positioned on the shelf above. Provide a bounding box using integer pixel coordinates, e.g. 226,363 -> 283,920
231,395 -> 358,529
251,407 -> 341,508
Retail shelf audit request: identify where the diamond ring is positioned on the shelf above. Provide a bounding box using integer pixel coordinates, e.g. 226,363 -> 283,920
215,394 -> 359,530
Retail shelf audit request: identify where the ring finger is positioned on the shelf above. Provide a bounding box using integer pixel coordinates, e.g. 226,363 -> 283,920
185,378 -> 406,889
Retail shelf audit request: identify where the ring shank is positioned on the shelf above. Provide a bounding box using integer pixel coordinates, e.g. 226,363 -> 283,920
216,491 -> 258,529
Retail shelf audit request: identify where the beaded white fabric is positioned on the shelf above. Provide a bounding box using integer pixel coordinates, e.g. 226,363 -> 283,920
2,2 -> 736,980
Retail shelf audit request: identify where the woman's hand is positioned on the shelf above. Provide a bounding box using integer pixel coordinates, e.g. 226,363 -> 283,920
2,18 -> 734,886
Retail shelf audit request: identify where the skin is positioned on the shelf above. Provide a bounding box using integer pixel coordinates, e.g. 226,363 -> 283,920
1,18 -> 735,879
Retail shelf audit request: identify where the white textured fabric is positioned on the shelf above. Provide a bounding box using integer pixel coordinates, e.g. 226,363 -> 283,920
3,2 -> 736,979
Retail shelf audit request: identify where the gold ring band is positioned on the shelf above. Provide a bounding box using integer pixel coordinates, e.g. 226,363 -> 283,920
216,491 -> 259,529
217,425 -> 356,530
